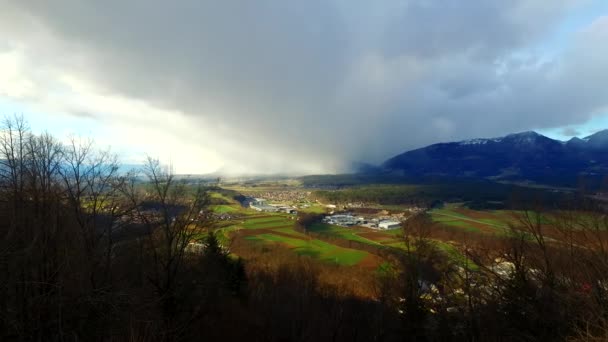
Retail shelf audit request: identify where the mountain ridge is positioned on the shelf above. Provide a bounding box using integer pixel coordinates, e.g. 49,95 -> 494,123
381,130 -> 608,186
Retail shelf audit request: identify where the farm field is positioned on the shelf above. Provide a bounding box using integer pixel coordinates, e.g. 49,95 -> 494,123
301,222 -> 477,269
429,206 -> 513,234
210,210 -> 381,268
209,190 -> 250,214
297,203 -> 327,214
202,188 -> 608,277
204,191 -> 504,270
202,189 -> 385,267
428,205 -> 579,236
244,233 -> 370,266
212,204 -> 239,213
242,216 -> 296,229
307,223 -> 384,246
210,200 -> 474,268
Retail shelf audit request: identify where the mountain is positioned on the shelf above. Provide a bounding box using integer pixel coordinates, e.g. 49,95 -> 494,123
382,129 -> 608,186
585,129 -> 608,149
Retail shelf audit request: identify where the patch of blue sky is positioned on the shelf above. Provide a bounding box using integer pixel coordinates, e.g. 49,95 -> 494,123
541,0 -> 608,58
538,114 -> 608,141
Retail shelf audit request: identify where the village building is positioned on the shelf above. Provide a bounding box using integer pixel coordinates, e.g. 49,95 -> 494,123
378,220 -> 401,230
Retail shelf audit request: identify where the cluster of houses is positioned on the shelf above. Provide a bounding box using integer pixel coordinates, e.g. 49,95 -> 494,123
322,213 -> 402,230
247,190 -> 311,202
249,198 -> 298,214
323,202 -> 424,213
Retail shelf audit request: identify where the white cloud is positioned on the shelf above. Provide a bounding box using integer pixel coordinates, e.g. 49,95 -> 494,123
0,49 -> 223,173
0,50 -> 36,99
0,1 -> 606,174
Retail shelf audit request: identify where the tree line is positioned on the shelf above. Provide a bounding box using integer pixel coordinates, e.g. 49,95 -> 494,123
0,116 -> 241,340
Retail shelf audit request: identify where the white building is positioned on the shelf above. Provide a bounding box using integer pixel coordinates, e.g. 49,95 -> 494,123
278,206 -> 298,214
251,198 -> 267,206
378,220 -> 401,230
249,198 -> 279,212
252,205 -> 279,212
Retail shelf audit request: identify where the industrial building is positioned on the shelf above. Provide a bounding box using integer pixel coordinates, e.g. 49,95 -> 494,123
323,214 -> 365,227
249,198 -> 279,212
378,220 -> 401,230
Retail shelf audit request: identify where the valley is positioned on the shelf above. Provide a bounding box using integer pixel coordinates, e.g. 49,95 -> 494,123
4,118 -> 608,341
202,180 -> 586,276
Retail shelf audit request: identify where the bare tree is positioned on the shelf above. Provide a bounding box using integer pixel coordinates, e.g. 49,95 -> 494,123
122,157 -> 212,339
396,213 -> 436,338
59,137 -> 128,290
0,117 -> 70,338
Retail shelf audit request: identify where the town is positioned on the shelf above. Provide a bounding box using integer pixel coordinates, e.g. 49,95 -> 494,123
245,195 -> 418,230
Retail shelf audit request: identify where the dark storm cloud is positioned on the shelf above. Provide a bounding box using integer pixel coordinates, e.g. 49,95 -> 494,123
0,0 -> 606,173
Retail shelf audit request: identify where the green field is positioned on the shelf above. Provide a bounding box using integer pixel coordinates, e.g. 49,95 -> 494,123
210,199 -> 601,271
384,239 -> 477,270
427,206 -> 574,241
242,215 -> 295,229
431,217 -> 482,233
210,192 -> 234,201
206,189 -> 520,269
307,223 -> 381,246
297,204 -> 327,214
245,233 -> 368,266
208,190 -> 251,214
433,240 -> 478,270
212,204 -> 239,213
209,207 -> 376,266
429,207 -> 510,234
271,227 -> 309,238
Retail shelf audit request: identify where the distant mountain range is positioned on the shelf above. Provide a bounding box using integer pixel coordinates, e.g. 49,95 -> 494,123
381,130 -> 608,186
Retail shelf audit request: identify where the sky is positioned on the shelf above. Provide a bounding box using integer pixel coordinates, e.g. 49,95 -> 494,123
0,0 -> 607,174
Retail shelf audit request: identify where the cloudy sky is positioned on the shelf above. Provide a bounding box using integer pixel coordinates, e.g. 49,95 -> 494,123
1,1 -> 607,174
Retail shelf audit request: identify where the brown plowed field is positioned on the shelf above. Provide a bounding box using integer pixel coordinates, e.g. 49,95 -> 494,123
357,232 -> 393,242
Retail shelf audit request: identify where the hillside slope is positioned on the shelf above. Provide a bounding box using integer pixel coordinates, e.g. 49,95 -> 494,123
383,130 -> 608,185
